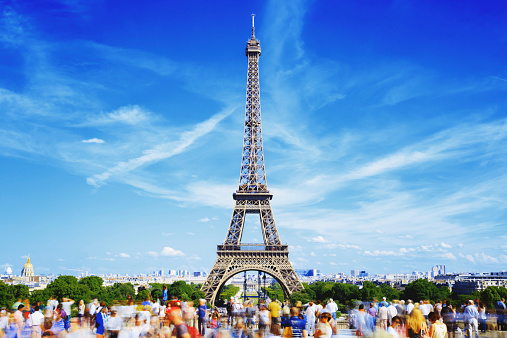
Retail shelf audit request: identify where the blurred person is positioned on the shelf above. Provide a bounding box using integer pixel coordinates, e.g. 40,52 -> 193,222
232,317 -> 247,338
281,307 -> 307,338
12,300 -> 23,312
420,301 -> 431,320
314,301 -> 323,320
166,308 -> 190,338
162,285 -> 168,306
478,301 -> 487,333
387,302 -> 398,327
14,304 -> 24,337
406,309 -> 427,338
428,312 -> 446,338
197,299 -> 208,336
142,298 -> 151,312
380,298 -> 388,308
304,302 -> 316,336
464,300 -> 478,338
355,304 -> 367,337
378,303 -> 388,331
106,309 -> 121,338
367,302 -> 377,332
1,308 -> 8,334
245,302 -> 256,329
434,301 -> 442,317
226,299 -> 234,328
55,304 -> 68,332
314,312 -> 332,338
29,305 -> 44,338
406,300 -> 414,315
95,303 -> 108,338
325,299 -> 338,321
268,299 -> 280,333
60,299 -> 73,331
396,301 -> 405,317
440,301 -> 455,338
387,316 -> 402,338
42,319 -> 53,337
258,305 -> 270,332
78,300 -> 85,327
495,298 -> 506,331
51,311 -> 66,337
22,300 -> 30,321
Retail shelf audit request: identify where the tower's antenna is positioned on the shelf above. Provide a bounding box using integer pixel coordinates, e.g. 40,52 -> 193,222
251,14 -> 255,38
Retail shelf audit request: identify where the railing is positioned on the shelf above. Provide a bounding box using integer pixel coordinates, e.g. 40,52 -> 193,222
217,244 -> 288,252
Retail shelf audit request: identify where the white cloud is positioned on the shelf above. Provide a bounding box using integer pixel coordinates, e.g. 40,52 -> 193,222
310,236 -> 327,243
465,255 -> 475,263
119,253 -> 130,258
146,251 -> 159,257
200,217 -> 210,222
162,233 -> 172,236
475,252 -> 498,264
310,252 -> 316,256
82,138 -> 105,144
160,247 -> 184,257
441,252 -> 457,260
187,232 -> 195,236
440,242 -> 452,249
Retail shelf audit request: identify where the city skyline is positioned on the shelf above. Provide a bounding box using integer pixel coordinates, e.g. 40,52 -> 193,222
1,1 -> 507,276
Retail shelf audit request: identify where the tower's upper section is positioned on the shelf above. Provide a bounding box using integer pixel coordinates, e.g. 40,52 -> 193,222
245,14 -> 261,56
236,15 -> 269,196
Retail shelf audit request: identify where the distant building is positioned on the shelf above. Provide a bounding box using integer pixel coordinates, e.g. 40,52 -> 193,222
21,258 -> 35,278
432,265 -> 446,277
359,271 -> 368,278
452,272 -> 507,294
295,269 -> 320,277
351,270 -> 360,277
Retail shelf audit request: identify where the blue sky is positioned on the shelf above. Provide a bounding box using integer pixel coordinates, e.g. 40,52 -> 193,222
1,0 -> 507,277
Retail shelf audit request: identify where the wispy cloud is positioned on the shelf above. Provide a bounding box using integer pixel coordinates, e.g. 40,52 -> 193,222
86,107 -> 234,188
82,138 -> 105,144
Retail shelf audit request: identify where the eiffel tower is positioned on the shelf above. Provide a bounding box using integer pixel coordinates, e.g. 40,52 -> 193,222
201,15 -> 303,305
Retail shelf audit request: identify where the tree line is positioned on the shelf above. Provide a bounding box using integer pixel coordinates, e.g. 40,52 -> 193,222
0,276 -> 205,309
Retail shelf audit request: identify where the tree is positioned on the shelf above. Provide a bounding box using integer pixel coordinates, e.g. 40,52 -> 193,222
481,286 -> 501,309
361,281 -> 382,301
0,282 -> 15,308
402,279 -> 439,301
45,275 -> 84,301
380,283 -> 400,301
78,276 -> 104,295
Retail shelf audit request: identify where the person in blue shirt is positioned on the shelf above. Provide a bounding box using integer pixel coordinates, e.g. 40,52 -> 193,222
162,285 -> 168,305
282,307 -> 307,338
496,298 -> 506,331
198,299 -> 208,336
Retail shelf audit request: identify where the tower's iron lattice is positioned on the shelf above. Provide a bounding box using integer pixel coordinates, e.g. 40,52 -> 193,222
201,15 -> 303,305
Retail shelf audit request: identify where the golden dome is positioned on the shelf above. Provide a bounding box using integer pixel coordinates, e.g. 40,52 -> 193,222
24,258 -> 33,269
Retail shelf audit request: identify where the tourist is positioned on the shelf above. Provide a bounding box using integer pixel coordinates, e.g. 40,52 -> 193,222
406,300 -> 414,315
406,308 -> 427,338
61,298 -> 73,331
314,311 -> 332,338
314,300 -> 323,320
325,299 -> 338,320
378,303 -> 388,331
197,299 -> 208,336
440,301 -> 455,338
387,302 -> 398,326
495,298 -> 506,331
464,300 -> 479,338
478,301 -> 487,333
281,307 -> 307,338
51,311 -> 66,337
78,300 -> 85,327
29,305 -> 44,338
304,301 -> 316,335
387,315 -> 402,338
428,312 -> 446,338
106,308 -> 122,338
396,300 -> 406,318
355,304 -> 367,336
268,299 -> 281,334
166,307 -> 190,338
367,302 -> 377,332
162,285 -> 168,306
258,304 -> 270,332
95,302 -> 108,338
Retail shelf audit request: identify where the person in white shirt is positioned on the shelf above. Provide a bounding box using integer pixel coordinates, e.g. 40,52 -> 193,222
387,302 -> 398,326
386,316 -> 401,338
106,309 -> 122,338
406,300 -> 414,315
315,300 -> 323,319
305,302 -> 317,335
325,299 -> 338,320
29,305 -> 44,338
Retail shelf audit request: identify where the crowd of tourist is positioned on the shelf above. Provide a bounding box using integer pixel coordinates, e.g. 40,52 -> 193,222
1,295 -> 506,338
